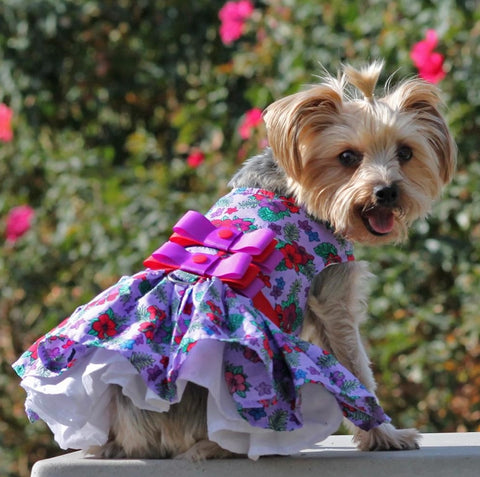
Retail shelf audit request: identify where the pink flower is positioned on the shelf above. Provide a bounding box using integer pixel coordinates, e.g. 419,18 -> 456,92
225,370 -> 247,393
0,103 -> 13,142
219,0 -> 254,45
410,30 -> 446,84
186,150 -> 205,168
238,107 -> 263,140
5,205 -> 35,243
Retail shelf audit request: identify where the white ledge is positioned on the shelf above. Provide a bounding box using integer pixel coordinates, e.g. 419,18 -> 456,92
32,433 -> 480,477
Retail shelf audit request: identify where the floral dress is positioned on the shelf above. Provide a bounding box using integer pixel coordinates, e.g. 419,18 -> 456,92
13,188 -> 390,459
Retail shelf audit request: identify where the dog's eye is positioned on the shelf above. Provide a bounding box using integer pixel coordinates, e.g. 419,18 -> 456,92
338,150 -> 362,167
397,145 -> 413,163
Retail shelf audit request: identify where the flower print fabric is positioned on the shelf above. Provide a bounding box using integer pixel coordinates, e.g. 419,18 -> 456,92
13,188 -> 390,459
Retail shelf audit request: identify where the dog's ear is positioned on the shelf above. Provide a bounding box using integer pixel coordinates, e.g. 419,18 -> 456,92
393,80 -> 457,185
263,86 -> 342,180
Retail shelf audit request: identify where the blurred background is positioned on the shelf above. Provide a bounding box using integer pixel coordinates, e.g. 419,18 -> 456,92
1,1 -> 479,476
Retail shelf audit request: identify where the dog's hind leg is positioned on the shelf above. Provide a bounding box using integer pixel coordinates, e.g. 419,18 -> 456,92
94,382 -> 235,459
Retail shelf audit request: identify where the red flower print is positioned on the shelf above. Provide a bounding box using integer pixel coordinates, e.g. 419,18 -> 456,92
0,103 -> 13,142
253,190 -> 275,201
342,403 -> 357,414
284,200 -> 300,214
139,321 -> 155,341
259,399 -> 270,407
239,107 -> 263,140
243,347 -> 261,363
207,300 -> 222,315
91,313 -> 118,340
186,341 -> 197,352
410,30 -> 446,84
186,150 -> 205,168
61,339 -> 75,349
281,243 -> 313,271
325,253 -> 342,266
66,359 -> 77,368
275,302 -> 297,333
207,312 -> 222,325
183,302 -> 193,315
147,305 -> 166,322
5,205 -> 34,243
225,370 -> 247,393
211,217 -> 253,232
219,0 -> 254,45
263,337 -> 273,358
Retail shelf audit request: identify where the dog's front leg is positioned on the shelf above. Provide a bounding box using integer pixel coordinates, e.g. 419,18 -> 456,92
302,260 -> 420,451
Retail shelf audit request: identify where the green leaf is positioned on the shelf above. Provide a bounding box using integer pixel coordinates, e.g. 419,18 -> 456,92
268,410 -> 289,431
129,352 -> 155,372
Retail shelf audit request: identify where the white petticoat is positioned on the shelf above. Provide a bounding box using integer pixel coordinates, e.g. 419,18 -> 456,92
20,340 -> 344,460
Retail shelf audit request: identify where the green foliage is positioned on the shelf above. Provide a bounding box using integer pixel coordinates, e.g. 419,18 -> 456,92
1,1 -> 480,476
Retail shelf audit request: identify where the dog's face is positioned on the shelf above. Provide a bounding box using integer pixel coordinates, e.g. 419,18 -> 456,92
263,63 -> 456,245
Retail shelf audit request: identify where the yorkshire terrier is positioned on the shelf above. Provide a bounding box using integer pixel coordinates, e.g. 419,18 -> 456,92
94,61 -> 455,460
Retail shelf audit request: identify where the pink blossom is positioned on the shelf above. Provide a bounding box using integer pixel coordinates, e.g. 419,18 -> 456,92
0,103 -> 13,142
186,150 -> 205,168
219,0 -> 254,45
410,30 -> 446,84
5,205 -> 35,243
225,370 -> 247,393
238,107 -> 263,140
220,21 -> 243,45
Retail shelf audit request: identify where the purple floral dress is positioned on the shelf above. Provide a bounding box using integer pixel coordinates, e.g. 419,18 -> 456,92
13,188 -> 390,458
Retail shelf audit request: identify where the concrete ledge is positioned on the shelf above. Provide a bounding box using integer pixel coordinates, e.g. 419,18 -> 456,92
32,433 -> 480,477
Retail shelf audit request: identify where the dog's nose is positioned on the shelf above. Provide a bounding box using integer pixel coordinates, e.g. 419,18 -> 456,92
374,184 -> 398,206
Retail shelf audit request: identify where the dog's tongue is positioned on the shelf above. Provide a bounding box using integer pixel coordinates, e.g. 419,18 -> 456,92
364,208 -> 395,235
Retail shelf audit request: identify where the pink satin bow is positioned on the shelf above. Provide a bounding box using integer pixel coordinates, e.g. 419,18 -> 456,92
144,210 -> 282,298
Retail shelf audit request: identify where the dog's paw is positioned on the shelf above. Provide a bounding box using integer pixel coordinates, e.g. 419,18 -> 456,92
176,440 -> 237,461
354,423 -> 421,451
88,442 -> 127,459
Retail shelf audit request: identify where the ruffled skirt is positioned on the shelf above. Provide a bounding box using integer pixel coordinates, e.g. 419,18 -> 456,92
13,268 -> 390,459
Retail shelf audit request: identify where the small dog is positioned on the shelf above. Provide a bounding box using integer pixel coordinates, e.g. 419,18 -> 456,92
97,61 -> 456,460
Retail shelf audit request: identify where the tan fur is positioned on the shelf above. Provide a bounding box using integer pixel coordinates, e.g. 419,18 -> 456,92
92,383 -> 234,460
263,63 -> 456,245
343,60 -> 384,101
98,63 -> 455,459
302,261 -> 420,450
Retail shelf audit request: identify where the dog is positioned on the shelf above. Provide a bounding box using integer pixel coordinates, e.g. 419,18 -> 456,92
92,61 -> 456,460
15,61 -> 455,461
